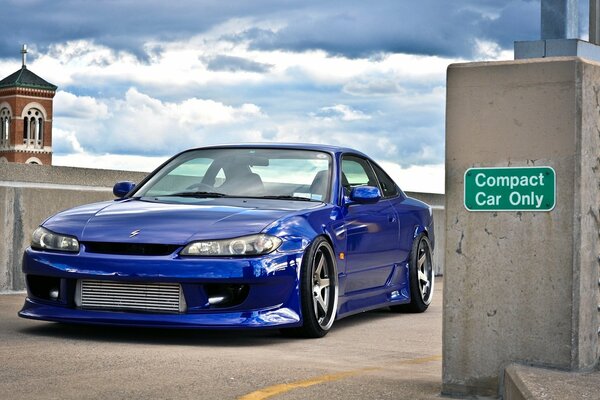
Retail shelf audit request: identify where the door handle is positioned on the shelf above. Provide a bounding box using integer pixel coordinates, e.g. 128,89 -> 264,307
388,215 -> 397,223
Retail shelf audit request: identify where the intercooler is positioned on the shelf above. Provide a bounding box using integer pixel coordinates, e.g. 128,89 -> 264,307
75,280 -> 186,313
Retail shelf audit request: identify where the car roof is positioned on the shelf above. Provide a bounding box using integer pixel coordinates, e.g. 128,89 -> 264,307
185,143 -> 369,157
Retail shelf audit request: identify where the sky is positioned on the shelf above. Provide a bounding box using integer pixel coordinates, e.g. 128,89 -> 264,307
0,0 -> 591,193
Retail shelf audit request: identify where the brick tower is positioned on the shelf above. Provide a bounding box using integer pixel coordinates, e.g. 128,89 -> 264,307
0,45 -> 57,165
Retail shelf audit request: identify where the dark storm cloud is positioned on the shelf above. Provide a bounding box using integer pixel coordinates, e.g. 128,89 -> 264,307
232,1 -> 543,58
0,0 -> 304,59
206,55 -> 272,73
0,0 -> 555,61
480,1 -> 542,49
239,4 -> 480,57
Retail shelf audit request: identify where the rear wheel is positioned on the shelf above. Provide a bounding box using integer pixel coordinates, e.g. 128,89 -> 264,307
391,233 -> 433,313
281,237 -> 338,338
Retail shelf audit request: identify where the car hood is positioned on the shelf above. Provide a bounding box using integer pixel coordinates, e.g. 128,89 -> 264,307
43,198 -> 320,245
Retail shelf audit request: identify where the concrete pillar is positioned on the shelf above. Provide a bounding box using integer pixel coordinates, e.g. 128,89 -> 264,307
591,0 -> 600,45
443,57 -> 600,397
541,0 -> 578,39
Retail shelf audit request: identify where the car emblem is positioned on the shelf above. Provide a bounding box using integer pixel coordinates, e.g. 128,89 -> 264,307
129,229 -> 141,238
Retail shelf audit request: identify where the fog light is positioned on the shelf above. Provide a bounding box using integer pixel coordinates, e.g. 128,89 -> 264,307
204,284 -> 249,308
49,288 -> 59,300
208,295 -> 229,306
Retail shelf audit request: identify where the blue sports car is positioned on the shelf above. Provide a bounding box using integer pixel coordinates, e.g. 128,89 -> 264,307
19,144 -> 434,338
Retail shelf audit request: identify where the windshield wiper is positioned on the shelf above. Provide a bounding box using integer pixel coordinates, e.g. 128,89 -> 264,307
259,195 -> 315,201
165,191 -> 228,198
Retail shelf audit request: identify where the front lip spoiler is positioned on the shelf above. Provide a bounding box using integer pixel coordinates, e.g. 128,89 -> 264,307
18,298 -> 302,329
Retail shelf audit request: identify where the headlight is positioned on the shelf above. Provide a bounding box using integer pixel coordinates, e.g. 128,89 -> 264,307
31,227 -> 80,253
181,234 -> 282,256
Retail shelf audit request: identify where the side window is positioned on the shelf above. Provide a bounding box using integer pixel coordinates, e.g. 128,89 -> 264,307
371,162 -> 399,198
341,155 -> 378,195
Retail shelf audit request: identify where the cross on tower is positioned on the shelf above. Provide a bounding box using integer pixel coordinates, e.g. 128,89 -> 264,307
0,44 -> 57,165
21,44 -> 27,68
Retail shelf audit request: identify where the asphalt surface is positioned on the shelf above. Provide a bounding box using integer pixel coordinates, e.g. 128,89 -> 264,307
0,279 -> 443,400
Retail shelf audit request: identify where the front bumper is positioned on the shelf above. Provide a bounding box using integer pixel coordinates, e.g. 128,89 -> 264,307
18,247 -> 304,329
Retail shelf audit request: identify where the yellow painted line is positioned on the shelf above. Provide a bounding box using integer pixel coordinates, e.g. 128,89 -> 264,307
238,368 -> 377,400
402,354 -> 442,364
237,355 -> 441,400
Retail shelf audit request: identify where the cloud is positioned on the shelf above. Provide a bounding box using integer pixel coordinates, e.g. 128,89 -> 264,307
0,0 -> 551,62
34,34 -> 449,169
343,77 -> 401,96
478,0 -> 539,49
206,55 -> 272,73
53,153 -> 168,174
26,35 -> 450,167
52,128 -> 85,154
379,162 -> 445,194
235,1 -> 542,58
52,89 -> 266,156
312,104 -> 371,121
54,91 -> 109,119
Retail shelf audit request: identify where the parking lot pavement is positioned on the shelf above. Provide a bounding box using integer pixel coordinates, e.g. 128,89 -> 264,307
0,279 -> 443,400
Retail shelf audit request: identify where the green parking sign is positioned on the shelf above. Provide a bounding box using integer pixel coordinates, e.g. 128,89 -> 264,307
464,167 -> 556,211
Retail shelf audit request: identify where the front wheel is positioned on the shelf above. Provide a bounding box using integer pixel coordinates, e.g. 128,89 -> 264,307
391,233 -> 434,313
281,237 -> 338,338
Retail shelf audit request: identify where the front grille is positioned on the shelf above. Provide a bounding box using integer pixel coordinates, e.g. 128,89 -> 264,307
83,242 -> 180,256
76,280 -> 186,313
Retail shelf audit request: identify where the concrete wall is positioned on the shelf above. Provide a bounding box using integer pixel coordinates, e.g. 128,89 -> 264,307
0,163 -> 148,292
443,57 -> 600,397
0,163 -> 445,292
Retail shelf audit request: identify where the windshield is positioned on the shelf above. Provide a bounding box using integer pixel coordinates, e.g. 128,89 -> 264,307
135,148 -> 332,202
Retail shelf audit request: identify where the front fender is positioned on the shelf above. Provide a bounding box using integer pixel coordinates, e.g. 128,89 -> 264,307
262,206 -> 347,273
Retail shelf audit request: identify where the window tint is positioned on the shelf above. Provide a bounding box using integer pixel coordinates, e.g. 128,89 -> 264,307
371,162 -> 399,198
342,159 -> 369,186
341,155 -> 378,196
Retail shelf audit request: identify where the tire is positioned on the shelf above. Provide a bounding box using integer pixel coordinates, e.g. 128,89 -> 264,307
280,237 -> 338,338
391,233 -> 434,313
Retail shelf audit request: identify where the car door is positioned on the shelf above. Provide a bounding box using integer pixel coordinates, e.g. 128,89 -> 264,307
369,160 -> 411,265
341,154 -> 400,293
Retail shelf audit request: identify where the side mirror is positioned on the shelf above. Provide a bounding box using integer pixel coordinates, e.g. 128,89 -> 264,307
113,181 -> 136,198
346,186 -> 381,205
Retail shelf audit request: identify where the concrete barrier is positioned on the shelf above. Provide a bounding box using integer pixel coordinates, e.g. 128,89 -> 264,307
503,363 -> 600,400
0,163 -> 148,292
0,163 -> 445,292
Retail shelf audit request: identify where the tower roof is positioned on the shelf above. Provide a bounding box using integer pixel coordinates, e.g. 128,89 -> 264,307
0,66 -> 57,91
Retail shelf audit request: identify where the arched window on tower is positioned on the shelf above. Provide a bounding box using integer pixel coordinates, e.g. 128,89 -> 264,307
0,108 -> 10,148
23,109 -> 44,148
30,117 -> 37,146
23,117 -> 28,144
38,117 -> 43,146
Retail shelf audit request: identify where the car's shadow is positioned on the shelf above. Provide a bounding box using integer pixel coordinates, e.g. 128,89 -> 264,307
18,308 -> 404,346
